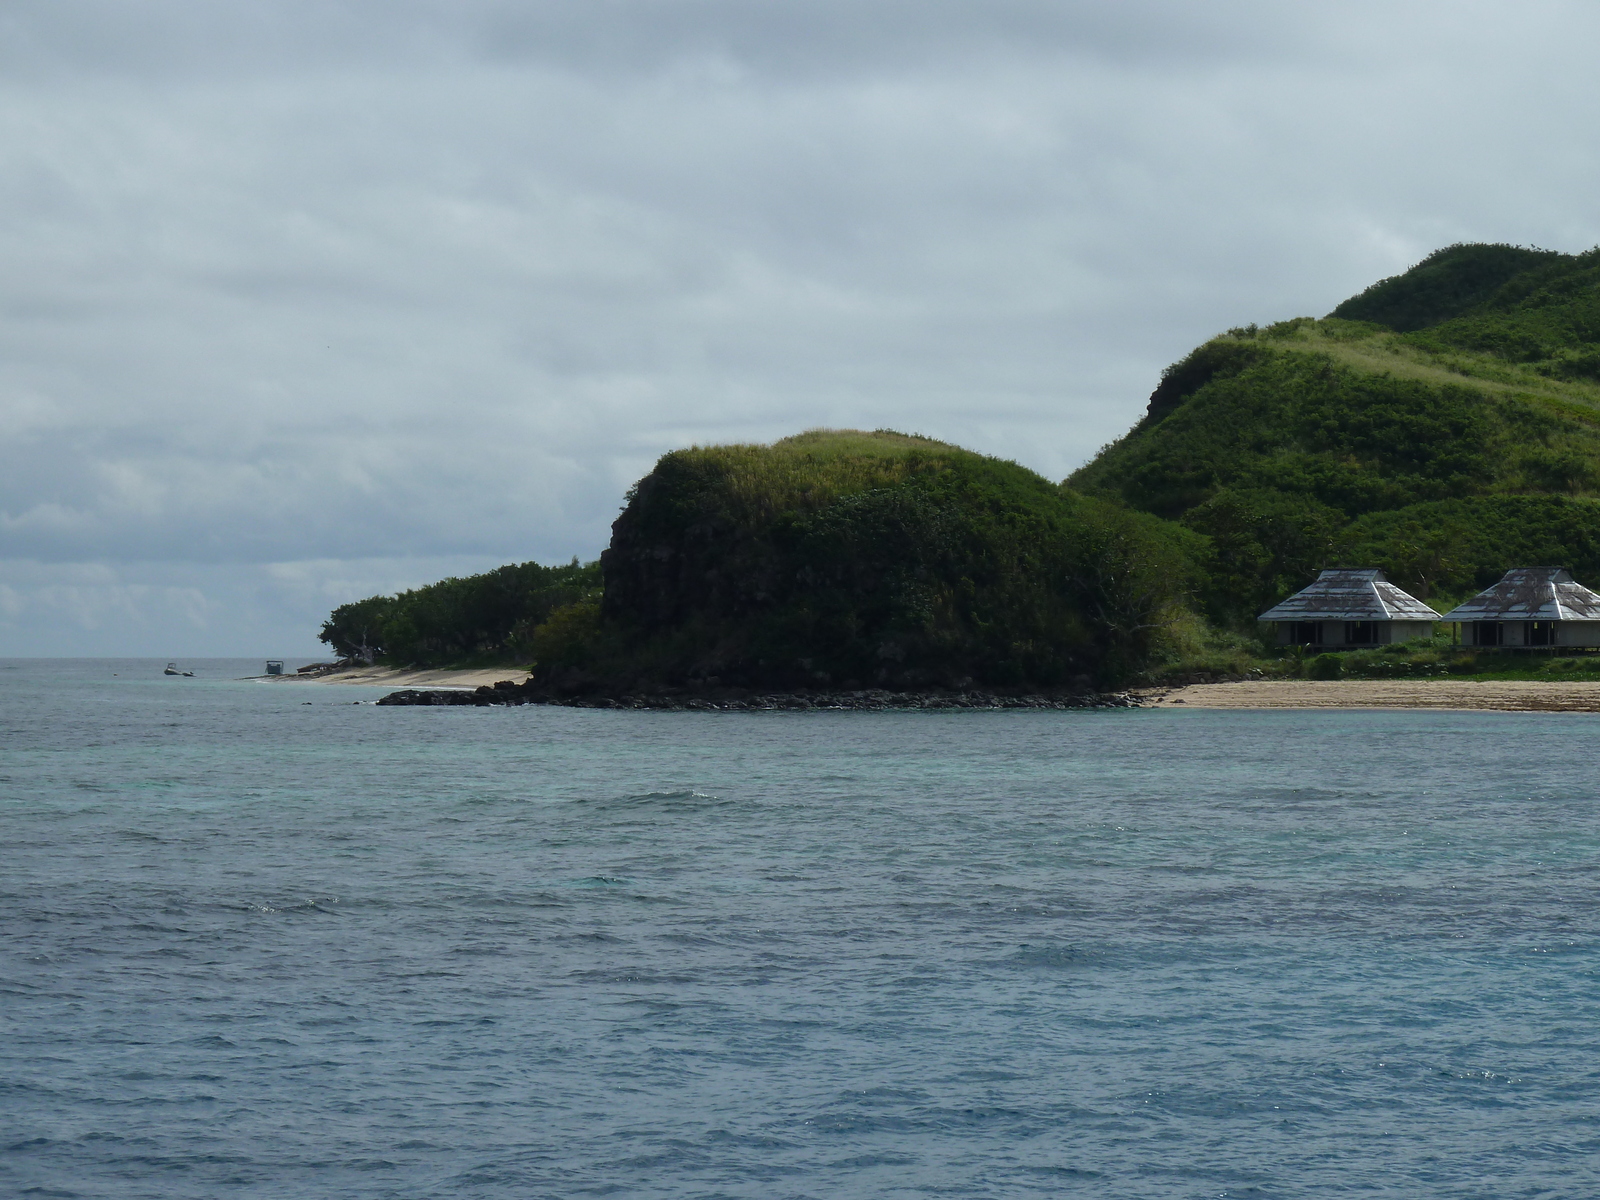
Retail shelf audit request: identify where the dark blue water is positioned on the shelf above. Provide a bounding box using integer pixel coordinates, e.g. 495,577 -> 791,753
4,659 -> 1599,1198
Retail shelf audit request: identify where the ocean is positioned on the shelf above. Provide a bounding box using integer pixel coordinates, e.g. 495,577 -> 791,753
3,658 -> 1598,1198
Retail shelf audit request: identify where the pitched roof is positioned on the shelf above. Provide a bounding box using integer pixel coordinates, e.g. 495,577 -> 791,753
1257,568 -> 1440,622
1438,567 -> 1600,621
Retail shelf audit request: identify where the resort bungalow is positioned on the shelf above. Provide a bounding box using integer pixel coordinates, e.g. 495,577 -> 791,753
1438,567 -> 1600,648
1257,568 -> 1439,648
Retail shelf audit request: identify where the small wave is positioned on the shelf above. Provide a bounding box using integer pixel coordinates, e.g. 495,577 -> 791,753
566,969 -> 701,985
114,829 -> 165,843
235,896 -> 341,915
1006,943 -> 1092,970
575,789 -> 736,813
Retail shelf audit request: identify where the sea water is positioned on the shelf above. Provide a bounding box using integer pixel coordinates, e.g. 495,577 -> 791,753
3,658 -> 1598,1199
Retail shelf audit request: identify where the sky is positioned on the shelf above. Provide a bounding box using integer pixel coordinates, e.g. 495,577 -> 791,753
3,0 -> 1599,656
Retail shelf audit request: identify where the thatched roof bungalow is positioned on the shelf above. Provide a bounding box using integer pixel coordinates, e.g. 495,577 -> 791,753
1438,567 -> 1600,647
1258,568 -> 1438,648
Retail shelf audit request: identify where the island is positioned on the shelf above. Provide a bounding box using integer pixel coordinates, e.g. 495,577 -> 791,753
316,242 -> 1600,708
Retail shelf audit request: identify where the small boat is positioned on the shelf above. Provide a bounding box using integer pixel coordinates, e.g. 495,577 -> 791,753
163,663 -> 195,677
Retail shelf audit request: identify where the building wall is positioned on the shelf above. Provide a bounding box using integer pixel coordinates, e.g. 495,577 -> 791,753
1270,620 -> 1433,647
1556,621 -> 1600,647
1387,621 -> 1434,643
1464,620 -> 1600,647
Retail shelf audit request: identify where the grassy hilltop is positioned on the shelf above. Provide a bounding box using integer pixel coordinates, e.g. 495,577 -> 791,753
571,429 -> 1194,689
323,430 -> 1198,690
322,242 -> 1600,688
1070,243 -> 1600,620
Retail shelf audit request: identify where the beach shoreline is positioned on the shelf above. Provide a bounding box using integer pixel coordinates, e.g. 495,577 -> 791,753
263,664 -> 533,689
1141,679 -> 1600,712
273,666 -> 1600,712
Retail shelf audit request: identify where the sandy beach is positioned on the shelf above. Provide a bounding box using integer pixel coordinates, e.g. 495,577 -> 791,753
1146,679 -> 1600,712
269,665 -> 531,689
272,667 -> 1600,711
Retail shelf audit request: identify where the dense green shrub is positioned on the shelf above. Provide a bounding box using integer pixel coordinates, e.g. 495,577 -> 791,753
319,558 -> 600,666
1341,495 -> 1600,599
1306,653 -> 1343,680
1330,243 -> 1565,332
1067,348 -> 1576,522
584,430 -> 1202,689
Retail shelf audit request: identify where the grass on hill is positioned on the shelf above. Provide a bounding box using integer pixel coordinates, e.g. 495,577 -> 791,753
1069,245 -> 1600,627
577,428 -> 1201,690
643,429 -> 972,525
1239,317 -> 1600,416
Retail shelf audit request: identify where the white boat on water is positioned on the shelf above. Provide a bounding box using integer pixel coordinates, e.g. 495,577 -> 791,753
163,663 -> 194,677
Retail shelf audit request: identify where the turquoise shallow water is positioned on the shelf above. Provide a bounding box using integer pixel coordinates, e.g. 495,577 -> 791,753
3,659 -> 1599,1199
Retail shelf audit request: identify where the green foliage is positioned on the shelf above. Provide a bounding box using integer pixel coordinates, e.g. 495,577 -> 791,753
1331,243 -> 1567,332
1319,639 -> 1600,682
1071,242 -> 1600,622
1306,653 -> 1343,680
1138,340 -> 1267,428
316,595 -> 395,663
1139,623 -> 1278,685
1315,637 -> 1458,679
590,429 -> 1202,689
1403,250 -> 1600,350
1341,495 -> 1600,599
319,559 -> 601,666
1180,488 -> 1345,620
526,597 -> 611,675
1069,348 -> 1563,522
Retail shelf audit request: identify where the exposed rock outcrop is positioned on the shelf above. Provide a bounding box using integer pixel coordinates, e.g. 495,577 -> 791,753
375,679 -> 1145,711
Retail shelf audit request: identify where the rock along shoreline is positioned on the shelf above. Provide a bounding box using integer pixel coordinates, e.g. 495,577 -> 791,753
375,680 -> 1145,711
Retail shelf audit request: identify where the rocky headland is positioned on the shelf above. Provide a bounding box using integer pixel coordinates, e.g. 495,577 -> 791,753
375,679 -> 1146,710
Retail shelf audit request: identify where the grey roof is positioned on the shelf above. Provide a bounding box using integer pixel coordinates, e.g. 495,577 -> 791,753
1257,568 -> 1440,622
1438,568 -> 1600,621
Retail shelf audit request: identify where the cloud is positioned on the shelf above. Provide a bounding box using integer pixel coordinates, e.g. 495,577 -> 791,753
1,0 -> 1599,651
0,555 -> 521,655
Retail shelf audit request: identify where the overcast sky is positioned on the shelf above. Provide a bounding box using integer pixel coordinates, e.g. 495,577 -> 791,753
3,0 -> 1598,656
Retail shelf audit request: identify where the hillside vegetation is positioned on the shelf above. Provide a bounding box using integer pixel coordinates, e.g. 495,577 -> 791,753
322,242 -> 1600,688
1070,243 -> 1600,621
576,430 -> 1197,689
319,559 -> 599,667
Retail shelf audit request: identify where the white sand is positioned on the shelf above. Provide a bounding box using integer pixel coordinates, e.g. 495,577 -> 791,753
267,665 -> 531,689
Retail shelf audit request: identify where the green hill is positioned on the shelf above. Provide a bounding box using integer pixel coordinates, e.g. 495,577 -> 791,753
543,429 -> 1198,690
1069,243 -> 1600,619
323,243 -> 1600,689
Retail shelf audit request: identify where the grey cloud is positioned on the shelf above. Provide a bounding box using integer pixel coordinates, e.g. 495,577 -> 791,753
1,1 -> 1599,652
0,1 -> 1367,81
